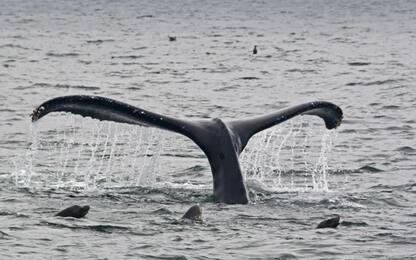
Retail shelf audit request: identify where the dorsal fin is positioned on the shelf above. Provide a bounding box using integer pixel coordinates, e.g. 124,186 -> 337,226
226,101 -> 343,154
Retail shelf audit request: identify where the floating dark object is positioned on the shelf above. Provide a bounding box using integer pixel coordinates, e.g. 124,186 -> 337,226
316,215 -> 340,229
56,205 -> 90,218
181,205 -> 202,221
168,36 -> 177,42
253,45 -> 257,54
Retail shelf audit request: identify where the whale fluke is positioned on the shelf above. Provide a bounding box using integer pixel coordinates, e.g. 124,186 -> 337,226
32,95 -> 343,204
228,101 -> 343,153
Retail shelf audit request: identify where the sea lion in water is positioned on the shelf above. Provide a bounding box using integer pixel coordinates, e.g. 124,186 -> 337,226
181,205 -> 202,221
316,215 -> 340,229
31,95 -> 343,204
253,45 -> 257,54
56,205 -> 90,218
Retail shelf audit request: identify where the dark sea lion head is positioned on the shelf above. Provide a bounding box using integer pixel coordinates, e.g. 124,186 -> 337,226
56,205 -> 90,218
181,205 -> 202,221
79,205 -> 90,217
316,215 -> 340,229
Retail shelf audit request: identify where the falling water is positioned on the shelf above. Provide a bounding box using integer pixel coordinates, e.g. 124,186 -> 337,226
12,116 -> 169,191
13,116 -> 338,194
241,118 -> 338,192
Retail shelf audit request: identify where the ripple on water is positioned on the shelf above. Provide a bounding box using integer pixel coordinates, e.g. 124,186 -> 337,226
357,165 -> 383,173
396,146 -> 416,154
38,220 -> 130,234
346,79 -> 402,86
347,62 -> 372,66
15,83 -> 100,91
45,52 -> 80,57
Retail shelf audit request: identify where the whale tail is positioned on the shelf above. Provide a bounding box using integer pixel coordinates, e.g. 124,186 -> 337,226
227,101 -> 343,154
31,95 -> 343,204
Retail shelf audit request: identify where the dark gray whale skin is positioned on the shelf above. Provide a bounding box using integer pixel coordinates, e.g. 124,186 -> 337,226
32,95 -> 343,204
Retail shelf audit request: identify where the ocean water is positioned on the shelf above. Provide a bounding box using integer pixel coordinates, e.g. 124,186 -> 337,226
1,0 -> 416,259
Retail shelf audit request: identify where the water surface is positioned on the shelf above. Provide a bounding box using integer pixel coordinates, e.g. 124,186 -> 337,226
1,0 -> 415,259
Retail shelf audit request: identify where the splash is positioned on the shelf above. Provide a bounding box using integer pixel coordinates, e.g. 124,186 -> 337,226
14,116 -> 338,193
241,118 -> 338,192
12,116 -> 169,191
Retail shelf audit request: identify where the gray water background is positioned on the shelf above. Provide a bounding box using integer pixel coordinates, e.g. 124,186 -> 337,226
0,0 -> 416,259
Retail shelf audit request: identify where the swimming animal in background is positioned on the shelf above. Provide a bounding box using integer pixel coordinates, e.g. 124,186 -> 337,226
181,205 -> 202,221
56,205 -> 90,218
31,95 -> 343,204
316,215 -> 340,229
253,45 -> 257,54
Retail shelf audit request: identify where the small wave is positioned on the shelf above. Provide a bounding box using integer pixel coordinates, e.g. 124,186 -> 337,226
0,44 -> 29,50
381,105 -> 400,110
22,83 -> 100,91
79,60 -> 92,65
184,165 -> 207,172
122,62 -> 142,66
348,62 -> 371,66
0,210 -> 29,218
40,220 -> 129,233
238,76 -> 260,80
396,146 -> 416,154
237,214 -> 280,222
132,46 -> 147,50
86,39 -> 114,44
369,102 -> 381,106
46,52 -> 80,57
0,108 -> 16,112
151,208 -> 173,215
286,68 -> 317,74
138,254 -> 188,260
384,125 -> 413,132
86,224 -> 129,233
213,85 -> 239,92
207,34 -> 222,37
357,165 -> 383,173
346,79 -> 400,86
136,15 -> 154,19
318,198 -> 367,209
0,230 -> 13,240
377,197 -> 408,207
98,186 -> 213,204
17,18 -> 36,24
340,220 -> 368,227
111,55 -> 144,59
